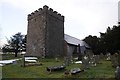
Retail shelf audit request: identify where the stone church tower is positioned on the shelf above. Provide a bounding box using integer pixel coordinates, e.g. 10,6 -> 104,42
26,5 -> 64,57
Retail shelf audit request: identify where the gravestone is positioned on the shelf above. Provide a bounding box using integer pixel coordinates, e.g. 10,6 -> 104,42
92,55 -> 97,66
64,56 -> 71,66
94,55 -> 98,64
89,52 -> 94,61
70,68 -> 81,75
46,65 -> 65,72
89,51 -> 94,64
118,51 -> 120,66
93,55 -> 100,66
106,52 -> 111,61
84,50 -> 91,68
100,53 -> 104,60
115,66 -> 120,79
22,55 -> 25,67
93,55 -> 97,66
111,53 -> 119,68
96,55 -> 100,64
21,56 -> 41,67
89,55 -> 95,66
82,54 -> 89,70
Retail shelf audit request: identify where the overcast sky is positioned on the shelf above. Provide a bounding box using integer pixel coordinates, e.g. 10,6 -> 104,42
0,0 -> 119,47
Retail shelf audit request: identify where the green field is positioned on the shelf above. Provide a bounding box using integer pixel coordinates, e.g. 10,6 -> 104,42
1,54 -> 116,79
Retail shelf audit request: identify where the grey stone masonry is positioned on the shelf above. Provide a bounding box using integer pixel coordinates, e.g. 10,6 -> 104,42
26,5 -> 64,57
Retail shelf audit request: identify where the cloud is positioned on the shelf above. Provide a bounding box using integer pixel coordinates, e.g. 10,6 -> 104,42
1,0 -> 119,40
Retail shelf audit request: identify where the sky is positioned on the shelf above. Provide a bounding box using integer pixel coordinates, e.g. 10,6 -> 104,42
0,0 -> 119,47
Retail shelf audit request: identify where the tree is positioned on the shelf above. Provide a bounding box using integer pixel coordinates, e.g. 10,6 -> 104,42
2,32 -> 26,57
99,32 -> 107,54
83,35 -> 101,55
84,24 -> 120,55
21,35 -> 27,52
9,32 -> 24,57
2,44 -> 14,53
100,25 -> 120,54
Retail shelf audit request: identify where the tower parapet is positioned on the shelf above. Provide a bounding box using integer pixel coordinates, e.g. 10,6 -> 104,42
28,5 -> 64,21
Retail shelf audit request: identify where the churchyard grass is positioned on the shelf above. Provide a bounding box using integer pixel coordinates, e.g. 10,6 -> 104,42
2,54 -> 116,78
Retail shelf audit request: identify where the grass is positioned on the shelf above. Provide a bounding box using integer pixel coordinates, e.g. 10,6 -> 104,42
1,53 -> 22,60
1,54 -> 116,79
76,61 -> 115,78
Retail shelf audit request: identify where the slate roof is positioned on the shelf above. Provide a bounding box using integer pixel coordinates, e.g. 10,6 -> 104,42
64,34 -> 90,48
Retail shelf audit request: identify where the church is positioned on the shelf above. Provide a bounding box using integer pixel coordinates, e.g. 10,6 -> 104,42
26,5 -> 90,58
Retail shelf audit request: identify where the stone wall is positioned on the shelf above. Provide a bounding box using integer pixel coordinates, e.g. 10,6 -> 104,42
26,5 -> 64,57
